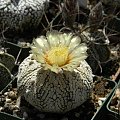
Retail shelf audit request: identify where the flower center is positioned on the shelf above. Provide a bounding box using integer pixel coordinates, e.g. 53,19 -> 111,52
45,46 -> 69,66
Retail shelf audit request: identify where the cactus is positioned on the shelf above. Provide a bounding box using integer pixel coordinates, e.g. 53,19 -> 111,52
0,0 -> 49,33
17,31 -> 93,113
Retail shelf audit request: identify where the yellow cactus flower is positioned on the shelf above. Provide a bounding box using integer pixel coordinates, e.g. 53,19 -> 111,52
31,31 -> 88,73
17,31 -> 93,113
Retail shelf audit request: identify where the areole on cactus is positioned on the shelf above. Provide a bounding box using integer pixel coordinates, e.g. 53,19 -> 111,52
17,31 -> 93,113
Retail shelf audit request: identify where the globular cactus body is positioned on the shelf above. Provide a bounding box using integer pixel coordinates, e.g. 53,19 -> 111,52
17,31 -> 93,113
0,0 -> 49,32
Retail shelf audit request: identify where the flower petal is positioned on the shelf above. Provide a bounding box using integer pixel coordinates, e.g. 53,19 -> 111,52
35,54 -> 45,63
44,64 -> 61,73
69,43 -> 88,58
62,58 -> 84,71
59,33 -> 72,46
31,31 -> 88,73
31,45 -> 45,63
46,31 -> 60,47
34,36 -> 50,52
68,36 -> 81,53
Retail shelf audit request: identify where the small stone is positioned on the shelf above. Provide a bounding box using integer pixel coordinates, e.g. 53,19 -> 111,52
7,89 -> 11,92
4,92 -> 8,96
0,107 -> 3,111
116,88 -> 120,98
98,100 -> 103,106
6,98 -> 12,103
98,97 -> 106,101
8,91 -> 17,100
